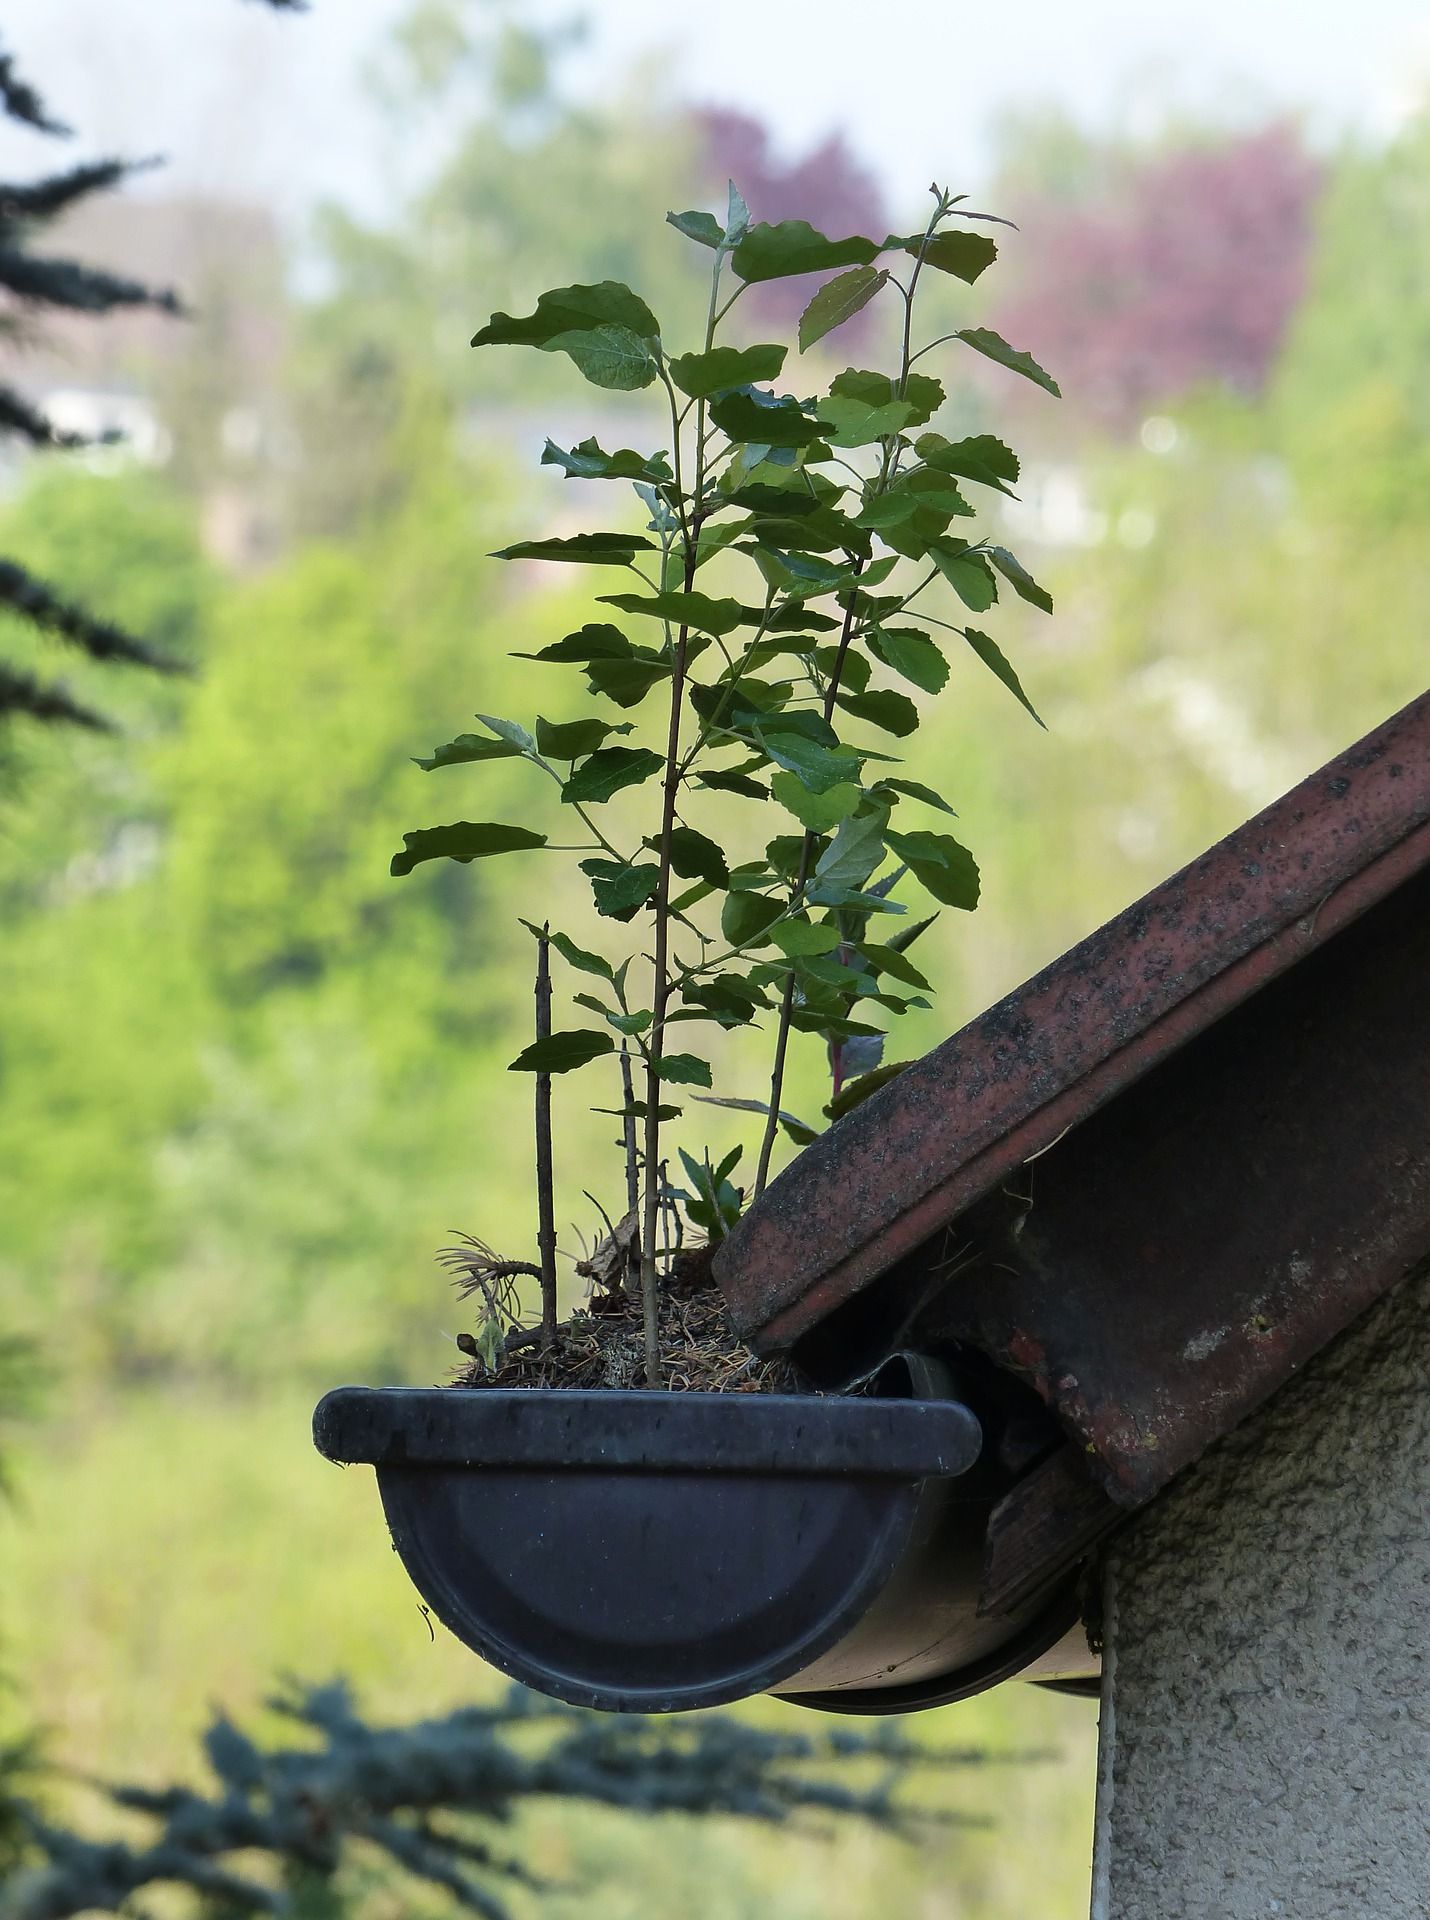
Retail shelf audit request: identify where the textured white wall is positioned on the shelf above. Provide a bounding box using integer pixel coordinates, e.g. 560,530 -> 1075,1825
1091,1259 -> 1430,1919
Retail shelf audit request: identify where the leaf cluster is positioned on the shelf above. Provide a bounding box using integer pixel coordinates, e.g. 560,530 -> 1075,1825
396,181 -> 1057,1285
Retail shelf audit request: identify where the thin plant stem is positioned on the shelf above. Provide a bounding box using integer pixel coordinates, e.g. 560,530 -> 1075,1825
533,924 -> 558,1347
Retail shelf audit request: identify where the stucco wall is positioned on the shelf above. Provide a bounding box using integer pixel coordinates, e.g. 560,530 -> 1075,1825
1091,1259 -> 1430,1919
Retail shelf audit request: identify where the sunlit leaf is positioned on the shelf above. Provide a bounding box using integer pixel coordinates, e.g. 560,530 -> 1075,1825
541,437 -> 673,483
770,771 -> 861,832
771,918 -> 841,957
929,542 -> 999,611
915,432 -> 1020,496
666,208 -> 723,248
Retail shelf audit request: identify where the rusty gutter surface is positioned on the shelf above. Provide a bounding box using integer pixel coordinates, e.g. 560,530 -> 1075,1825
714,691 -> 1430,1500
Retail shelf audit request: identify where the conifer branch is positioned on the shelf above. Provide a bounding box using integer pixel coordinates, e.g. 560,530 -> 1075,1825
0,663 -> 109,733
0,561 -> 186,676
0,49 -> 68,138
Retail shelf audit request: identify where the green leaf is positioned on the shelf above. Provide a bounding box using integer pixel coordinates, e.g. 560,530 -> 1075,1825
599,589 -> 749,636
560,746 -> 664,805
770,771 -> 861,832
473,281 -> 660,349
414,733 -> 522,771
541,437 -> 673,483
813,811 -> 887,893
708,390 -> 829,448
580,857 -> 660,921
695,1093 -> 818,1147
825,1060 -> 914,1121
869,627 -> 948,694
721,890 -> 784,947
888,911 -> 939,955
666,208 -> 723,248
930,542 -> 999,611
547,930 -> 614,980
508,1029 -> 615,1074
876,776 -> 958,816
955,328 -> 1060,398
912,230 -> 997,283
839,688 -> 921,736
391,821 -> 547,876
585,652 -> 670,708
859,940 -> 931,990
962,628 -> 1045,727
817,369 -> 943,447
656,1053 -> 713,1087
732,220 -> 885,284
667,826 -> 730,888
547,325 -> 657,390
771,919 -> 840,957
755,725 -> 862,795
493,532 -> 653,564
916,432 -> 1020,496
798,266 -> 888,352
534,715 -> 631,758
525,622 -> 632,664
475,713 -> 537,755
885,829 -> 980,909
669,344 -> 787,398
987,545 -> 1054,614
699,767 -> 769,800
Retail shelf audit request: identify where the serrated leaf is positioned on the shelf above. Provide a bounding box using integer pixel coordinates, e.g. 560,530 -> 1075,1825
770,771 -> 861,832
667,826 -> 730,888
493,532 -> 653,565
869,627 -> 948,694
540,437 -> 673,483
669,344 -> 787,398
798,266 -> 888,352
666,208 -> 723,248
930,542 -> 999,611
839,688 -> 920,737
916,432 -> 1020,495
414,733 -> 522,771
473,281 -> 660,349
885,828 -> 980,909
547,325 -> 658,390
655,1053 -> 713,1087
708,390 -> 829,448
391,821 -> 547,876
725,179 -> 751,245
987,545 -> 1054,614
560,746 -> 664,805
508,1029 -> 615,1073
534,715 -> 631,758
732,219 -> 885,284
858,942 -> 931,989
912,230 -> 998,283
771,919 -> 841,957
598,589 -> 749,636
580,857 -> 660,921
955,328 -> 1060,397
475,713 -> 536,755
962,628 -> 1045,727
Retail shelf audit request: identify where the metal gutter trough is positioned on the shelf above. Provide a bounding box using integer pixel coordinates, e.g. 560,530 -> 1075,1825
714,688 -> 1430,1678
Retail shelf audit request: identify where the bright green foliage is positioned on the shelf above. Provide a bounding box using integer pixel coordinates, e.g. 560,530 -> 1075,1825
396,182 -> 1056,1354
